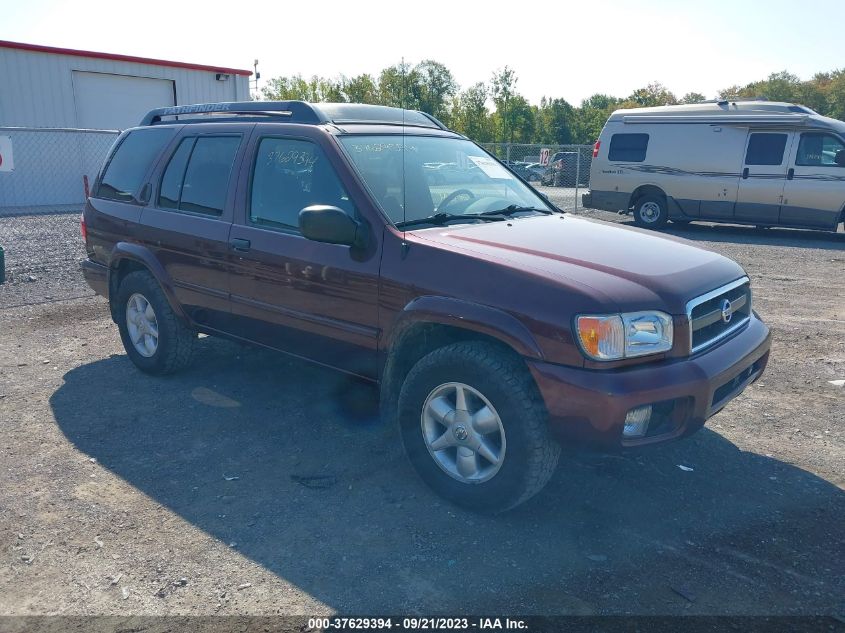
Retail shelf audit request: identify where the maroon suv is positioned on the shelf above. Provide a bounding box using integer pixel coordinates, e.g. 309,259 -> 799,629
81,101 -> 771,512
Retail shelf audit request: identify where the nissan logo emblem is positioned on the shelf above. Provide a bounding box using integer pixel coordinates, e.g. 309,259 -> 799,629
721,298 -> 733,323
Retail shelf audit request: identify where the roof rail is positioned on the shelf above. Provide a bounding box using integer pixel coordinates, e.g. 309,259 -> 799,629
139,100 -> 450,130
140,101 -> 326,126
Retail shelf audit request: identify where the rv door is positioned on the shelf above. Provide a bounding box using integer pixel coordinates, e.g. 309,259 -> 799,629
780,132 -> 845,229
734,131 -> 796,225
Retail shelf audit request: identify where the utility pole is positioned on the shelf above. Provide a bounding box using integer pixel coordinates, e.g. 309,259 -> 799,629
252,59 -> 261,99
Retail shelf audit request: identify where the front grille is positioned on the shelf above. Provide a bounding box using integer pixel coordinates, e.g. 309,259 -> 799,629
688,278 -> 752,353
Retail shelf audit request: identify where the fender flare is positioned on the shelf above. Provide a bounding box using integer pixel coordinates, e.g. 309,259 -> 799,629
384,295 -> 545,361
107,242 -> 188,322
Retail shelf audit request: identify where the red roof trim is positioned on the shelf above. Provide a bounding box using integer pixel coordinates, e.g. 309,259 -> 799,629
0,40 -> 252,76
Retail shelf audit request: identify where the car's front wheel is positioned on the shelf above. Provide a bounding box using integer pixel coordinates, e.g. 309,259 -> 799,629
115,270 -> 196,375
398,342 -> 560,513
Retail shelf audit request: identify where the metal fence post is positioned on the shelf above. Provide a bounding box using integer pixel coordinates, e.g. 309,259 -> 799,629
506,144 -> 511,164
574,148 -> 581,210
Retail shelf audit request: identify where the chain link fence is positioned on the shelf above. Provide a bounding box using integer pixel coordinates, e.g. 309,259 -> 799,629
0,127 -> 118,307
481,143 -> 593,210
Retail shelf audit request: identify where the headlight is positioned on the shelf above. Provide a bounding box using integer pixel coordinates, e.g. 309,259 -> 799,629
576,311 -> 673,361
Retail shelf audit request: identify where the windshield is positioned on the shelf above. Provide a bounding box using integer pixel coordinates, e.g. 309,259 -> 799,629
338,135 -> 552,227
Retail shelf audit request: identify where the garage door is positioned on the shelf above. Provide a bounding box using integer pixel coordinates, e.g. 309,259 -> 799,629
72,71 -> 175,130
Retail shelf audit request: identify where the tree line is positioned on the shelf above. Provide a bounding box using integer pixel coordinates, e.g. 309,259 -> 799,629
260,62 -> 845,146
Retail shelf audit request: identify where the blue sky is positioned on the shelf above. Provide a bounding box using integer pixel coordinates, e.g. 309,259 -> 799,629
4,0 -> 843,105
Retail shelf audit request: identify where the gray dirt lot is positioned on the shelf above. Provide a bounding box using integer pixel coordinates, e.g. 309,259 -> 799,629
0,206 -> 843,616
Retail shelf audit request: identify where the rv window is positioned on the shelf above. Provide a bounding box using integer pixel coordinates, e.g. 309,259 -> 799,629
745,133 -> 788,166
795,133 -> 845,167
608,134 -> 649,162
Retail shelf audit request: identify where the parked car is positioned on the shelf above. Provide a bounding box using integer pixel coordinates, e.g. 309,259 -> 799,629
508,161 -> 543,182
81,101 -> 771,513
540,151 -> 590,187
584,100 -> 845,230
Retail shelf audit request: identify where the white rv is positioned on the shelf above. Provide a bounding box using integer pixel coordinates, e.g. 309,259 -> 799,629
583,100 -> 845,231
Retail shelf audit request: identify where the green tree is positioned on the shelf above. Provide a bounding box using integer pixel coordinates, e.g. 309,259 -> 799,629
490,66 -> 519,143
536,97 -> 574,144
414,60 -> 459,123
341,74 -> 379,104
680,92 -> 707,104
629,82 -> 678,107
451,82 -> 492,142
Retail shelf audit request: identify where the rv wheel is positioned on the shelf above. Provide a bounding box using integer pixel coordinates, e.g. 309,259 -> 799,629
633,195 -> 668,228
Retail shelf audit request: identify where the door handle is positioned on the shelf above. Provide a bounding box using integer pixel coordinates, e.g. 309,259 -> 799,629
742,167 -> 749,179
787,167 -> 795,180
229,238 -> 251,252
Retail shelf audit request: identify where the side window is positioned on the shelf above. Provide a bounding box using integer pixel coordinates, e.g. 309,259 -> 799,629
158,138 -> 194,209
796,133 -> 845,167
250,137 -> 354,230
745,133 -> 788,166
608,134 -> 649,162
96,128 -> 174,202
157,136 -> 240,216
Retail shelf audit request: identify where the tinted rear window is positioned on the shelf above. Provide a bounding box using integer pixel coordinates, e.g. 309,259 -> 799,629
157,136 -> 241,216
608,133 -> 649,162
96,128 -> 174,202
745,133 -> 788,166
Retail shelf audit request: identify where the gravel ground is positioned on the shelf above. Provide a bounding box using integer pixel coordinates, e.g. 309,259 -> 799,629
0,206 -> 843,617
0,212 -> 93,308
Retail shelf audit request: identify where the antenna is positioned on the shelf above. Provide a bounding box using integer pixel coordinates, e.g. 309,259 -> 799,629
252,59 -> 261,98
401,57 -> 407,246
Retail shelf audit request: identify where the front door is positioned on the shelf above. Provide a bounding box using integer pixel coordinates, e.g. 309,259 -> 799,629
734,131 -> 794,225
781,131 -> 845,229
226,127 -> 382,379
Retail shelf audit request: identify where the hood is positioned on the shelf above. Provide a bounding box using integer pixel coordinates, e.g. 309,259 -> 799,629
411,215 -> 746,314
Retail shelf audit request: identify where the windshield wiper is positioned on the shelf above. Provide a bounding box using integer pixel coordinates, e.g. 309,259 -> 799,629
478,204 -> 554,217
395,212 -> 506,229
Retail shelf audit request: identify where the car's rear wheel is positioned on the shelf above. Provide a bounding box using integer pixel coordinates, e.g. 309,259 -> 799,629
115,270 -> 195,375
398,341 -> 560,513
633,195 -> 669,228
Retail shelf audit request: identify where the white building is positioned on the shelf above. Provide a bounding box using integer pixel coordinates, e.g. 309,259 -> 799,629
0,40 -> 251,211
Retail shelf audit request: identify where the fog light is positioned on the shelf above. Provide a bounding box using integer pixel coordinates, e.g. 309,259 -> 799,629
623,405 -> 652,438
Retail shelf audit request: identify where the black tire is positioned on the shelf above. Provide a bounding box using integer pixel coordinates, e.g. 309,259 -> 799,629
633,194 -> 669,228
397,341 -> 560,513
115,270 -> 195,375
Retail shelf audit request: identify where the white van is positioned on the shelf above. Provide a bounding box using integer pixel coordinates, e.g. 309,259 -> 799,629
583,100 -> 845,231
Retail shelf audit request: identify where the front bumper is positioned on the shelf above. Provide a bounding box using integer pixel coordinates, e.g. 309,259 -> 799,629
527,314 -> 771,449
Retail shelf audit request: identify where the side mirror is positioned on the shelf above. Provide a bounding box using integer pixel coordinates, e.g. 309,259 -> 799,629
835,150 -> 845,167
299,205 -> 368,249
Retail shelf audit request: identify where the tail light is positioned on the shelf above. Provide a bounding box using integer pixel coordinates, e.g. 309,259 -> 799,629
80,213 -> 87,242
593,141 -> 601,158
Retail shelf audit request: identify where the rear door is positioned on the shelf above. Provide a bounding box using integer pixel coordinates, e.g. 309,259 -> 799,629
780,131 -> 845,229
139,124 -> 250,330
734,131 -> 795,224
226,125 -> 382,379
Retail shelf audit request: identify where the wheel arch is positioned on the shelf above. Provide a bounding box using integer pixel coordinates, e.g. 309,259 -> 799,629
628,184 -> 668,210
379,297 -> 544,427
107,243 -> 188,324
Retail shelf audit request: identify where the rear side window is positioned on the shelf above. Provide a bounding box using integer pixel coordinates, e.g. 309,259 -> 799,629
157,136 -> 241,216
97,128 -> 174,202
250,137 -> 354,231
795,133 -> 845,167
608,134 -> 649,162
745,133 -> 788,166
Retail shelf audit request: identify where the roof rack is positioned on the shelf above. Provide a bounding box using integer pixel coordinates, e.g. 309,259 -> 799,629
139,101 -> 326,126
695,97 -> 770,105
139,100 -> 449,130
